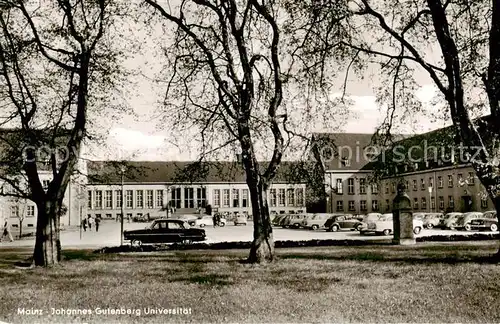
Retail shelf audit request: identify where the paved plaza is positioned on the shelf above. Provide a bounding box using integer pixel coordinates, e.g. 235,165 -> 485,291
1,219 -> 496,249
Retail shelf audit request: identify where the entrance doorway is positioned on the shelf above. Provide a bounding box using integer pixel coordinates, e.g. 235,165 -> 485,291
461,196 -> 473,212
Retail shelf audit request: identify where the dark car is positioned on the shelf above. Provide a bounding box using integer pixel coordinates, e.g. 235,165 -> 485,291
272,214 -> 286,226
132,212 -> 164,222
279,214 -> 292,228
468,211 -> 498,232
325,214 -> 364,232
123,219 -> 206,246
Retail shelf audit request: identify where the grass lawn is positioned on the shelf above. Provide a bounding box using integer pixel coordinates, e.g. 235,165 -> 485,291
0,241 -> 500,323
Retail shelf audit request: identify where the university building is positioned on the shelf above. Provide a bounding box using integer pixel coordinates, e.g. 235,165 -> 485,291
85,161 -> 307,220
318,127 -> 495,215
374,124 -> 494,213
2,125 -> 497,233
316,133 -> 384,214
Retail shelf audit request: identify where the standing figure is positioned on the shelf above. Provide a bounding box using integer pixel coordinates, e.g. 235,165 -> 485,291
212,214 -> 217,228
88,215 -> 94,231
82,218 -> 87,232
95,216 -> 101,232
1,219 -> 14,242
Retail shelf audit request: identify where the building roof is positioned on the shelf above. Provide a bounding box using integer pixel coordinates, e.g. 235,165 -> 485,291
87,160 -> 309,185
364,117 -> 494,176
311,133 -> 402,171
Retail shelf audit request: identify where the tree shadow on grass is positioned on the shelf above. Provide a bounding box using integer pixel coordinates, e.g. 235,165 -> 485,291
170,273 -> 235,287
262,276 -> 339,293
279,252 -> 500,265
63,250 -> 101,261
0,251 -> 33,269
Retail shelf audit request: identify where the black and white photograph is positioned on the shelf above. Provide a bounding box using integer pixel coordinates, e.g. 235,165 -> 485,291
0,0 -> 499,323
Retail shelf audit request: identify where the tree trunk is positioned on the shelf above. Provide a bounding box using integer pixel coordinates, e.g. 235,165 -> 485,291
247,179 -> 274,263
18,219 -> 22,239
493,195 -> 500,261
33,200 -> 61,267
472,164 -> 500,261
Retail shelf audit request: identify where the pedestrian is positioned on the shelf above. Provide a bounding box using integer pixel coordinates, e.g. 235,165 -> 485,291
212,214 -> 217,228
88,215 -> 94,231
1,219 -> 14,242
95,216 -> 101,232
82,217 -> 87,232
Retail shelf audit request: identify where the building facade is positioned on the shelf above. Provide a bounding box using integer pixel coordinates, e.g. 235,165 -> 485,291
317,130 -> 496,215
86,161 -> 307,220
378,164 -> 492,213
0,172 -> 86,232
314,133 -> 385,214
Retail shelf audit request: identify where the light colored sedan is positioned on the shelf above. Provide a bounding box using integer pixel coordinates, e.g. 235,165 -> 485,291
194,215 -> 226,227
361,214 -> 423,236
234,216 -> 248,226
302,213 -> 330,230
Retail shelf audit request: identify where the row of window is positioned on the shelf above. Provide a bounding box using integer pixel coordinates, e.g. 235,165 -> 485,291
88,189 -> 165,210
88,187 -> 305,210
335,195 -> 489,213
333,178 -> 378,195
268,188 -> 304,207
213,188 -> 248,208
393,155 -> 468,174
213,188 -> 304,208
411,196 -> 488,210
335,200 -> 380,212
170,188 -> 206,208
9,205 -> 35,218
384,172 -> 476,194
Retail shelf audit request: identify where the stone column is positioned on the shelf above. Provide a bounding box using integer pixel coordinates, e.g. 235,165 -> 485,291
392,183 -> 415,245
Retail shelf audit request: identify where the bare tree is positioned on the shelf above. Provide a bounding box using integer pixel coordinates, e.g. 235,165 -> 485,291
0,0 -> 126,266
142,0 -> 349,263
14,197 -> 26,239
303,0 -> 500,258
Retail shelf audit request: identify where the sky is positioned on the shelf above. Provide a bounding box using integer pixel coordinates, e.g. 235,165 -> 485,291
88,81 -> 449,162
84,4 -> 454,163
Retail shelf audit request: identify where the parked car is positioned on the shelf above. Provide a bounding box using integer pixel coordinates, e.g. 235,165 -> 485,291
279,214 -> 291,227
413,213 -> 426,221
469,211 -> 498,231
439,212 -> 463,229
356,213 -> 383,232
423,212 -> 445,229
234,215 -> 248,226
483,210 -> 497,219
452,212 -> 485,231
325,214 -> 364,232
453,211 -> 498,231
175,214 -> 199,225
285,214 -> 309,228
302,213 -> 331,230
132,212 -> 164,222
361,213 -> 423,236
272,214 -> 286,226
123,219 -> 206,246
194,215 -> 226,227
